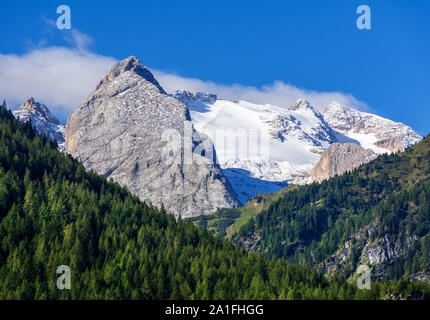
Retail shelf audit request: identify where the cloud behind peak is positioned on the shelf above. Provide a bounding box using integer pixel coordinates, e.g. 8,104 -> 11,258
0,46 -> 369,123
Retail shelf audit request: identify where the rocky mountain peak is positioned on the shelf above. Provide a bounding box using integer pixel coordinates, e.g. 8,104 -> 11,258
13,98 -> 65,146
18,97 -> 60,125
288,98 -> 313,111
22,97 -> 36,109
65,57 -> 240,218
95,56 -> 166,93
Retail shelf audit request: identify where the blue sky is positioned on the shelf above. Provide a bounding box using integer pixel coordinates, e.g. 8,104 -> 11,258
0,0 -> 429,135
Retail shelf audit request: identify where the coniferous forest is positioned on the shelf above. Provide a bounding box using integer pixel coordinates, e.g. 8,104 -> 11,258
0,104 -> 429,300
233,133 -> 430,282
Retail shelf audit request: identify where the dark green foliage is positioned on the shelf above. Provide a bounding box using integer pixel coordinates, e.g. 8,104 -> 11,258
0,104 -> 378,300
189,185 -> 298,238
1,104 -> 428,300
187,208 -> 240,237
233,134 -> 430,282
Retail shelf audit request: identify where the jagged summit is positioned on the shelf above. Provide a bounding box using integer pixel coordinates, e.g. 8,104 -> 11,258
65,57 -> 240,218
95,56 -> 166,93
13,98 -> 65,146
18,97 -> 60,125
288,98 -> 313,111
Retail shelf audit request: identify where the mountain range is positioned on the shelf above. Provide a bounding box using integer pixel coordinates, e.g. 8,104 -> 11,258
11,57 -> 422,218
3,55 -> 430,294
174,91 -> 421,203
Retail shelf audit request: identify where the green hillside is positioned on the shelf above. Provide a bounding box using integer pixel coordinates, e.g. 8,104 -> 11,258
233,134 -> 430,282
1,103 -> 429,299
0,103 -> 397,300
189,185 -> 297,238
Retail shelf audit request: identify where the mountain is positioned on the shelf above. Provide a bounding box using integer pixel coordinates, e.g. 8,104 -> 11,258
12,97 -> 65,148
173,91 -> 422,204
11,85 -> 421,214
232,134 -> 430,281
9,68 -> 422,216
5,103 -> 418,300
64,57 -> 239,218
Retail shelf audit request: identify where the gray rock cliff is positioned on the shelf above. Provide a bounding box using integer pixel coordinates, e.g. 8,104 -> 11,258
65,56 -> 240,218
311,143 -> 377,182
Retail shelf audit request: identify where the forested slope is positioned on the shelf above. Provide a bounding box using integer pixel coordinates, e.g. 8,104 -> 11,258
0,104 -> 388,300
233,133 -> 430,281
189,185 -> 297,238
1,103 -> 429,299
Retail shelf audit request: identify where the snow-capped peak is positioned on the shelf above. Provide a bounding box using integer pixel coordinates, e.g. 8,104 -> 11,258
18,97 -> 60,125
288,98 -> 313,111
322,101 -> 422,153
13,98 -> 65,146
322,101 -> 359,132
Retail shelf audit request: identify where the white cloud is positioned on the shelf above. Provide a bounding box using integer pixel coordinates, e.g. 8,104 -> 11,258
0,39 -> 370,124
152,70 -> 371,112
65,30 -> 93,51
0,47 -> 116,120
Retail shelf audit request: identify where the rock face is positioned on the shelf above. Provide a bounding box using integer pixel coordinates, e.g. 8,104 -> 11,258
65,56 -> 240,218
13,98 -> 65,146
318,220 -> 426,281
311,143 -> 377,182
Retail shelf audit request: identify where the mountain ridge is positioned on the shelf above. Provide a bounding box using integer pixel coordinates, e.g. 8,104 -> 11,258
10,59 -> 423,210
176,90 -> 421,202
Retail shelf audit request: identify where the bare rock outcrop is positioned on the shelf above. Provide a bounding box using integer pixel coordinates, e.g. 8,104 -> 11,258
65,56 -> 240,218
311,143 -> 377,182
